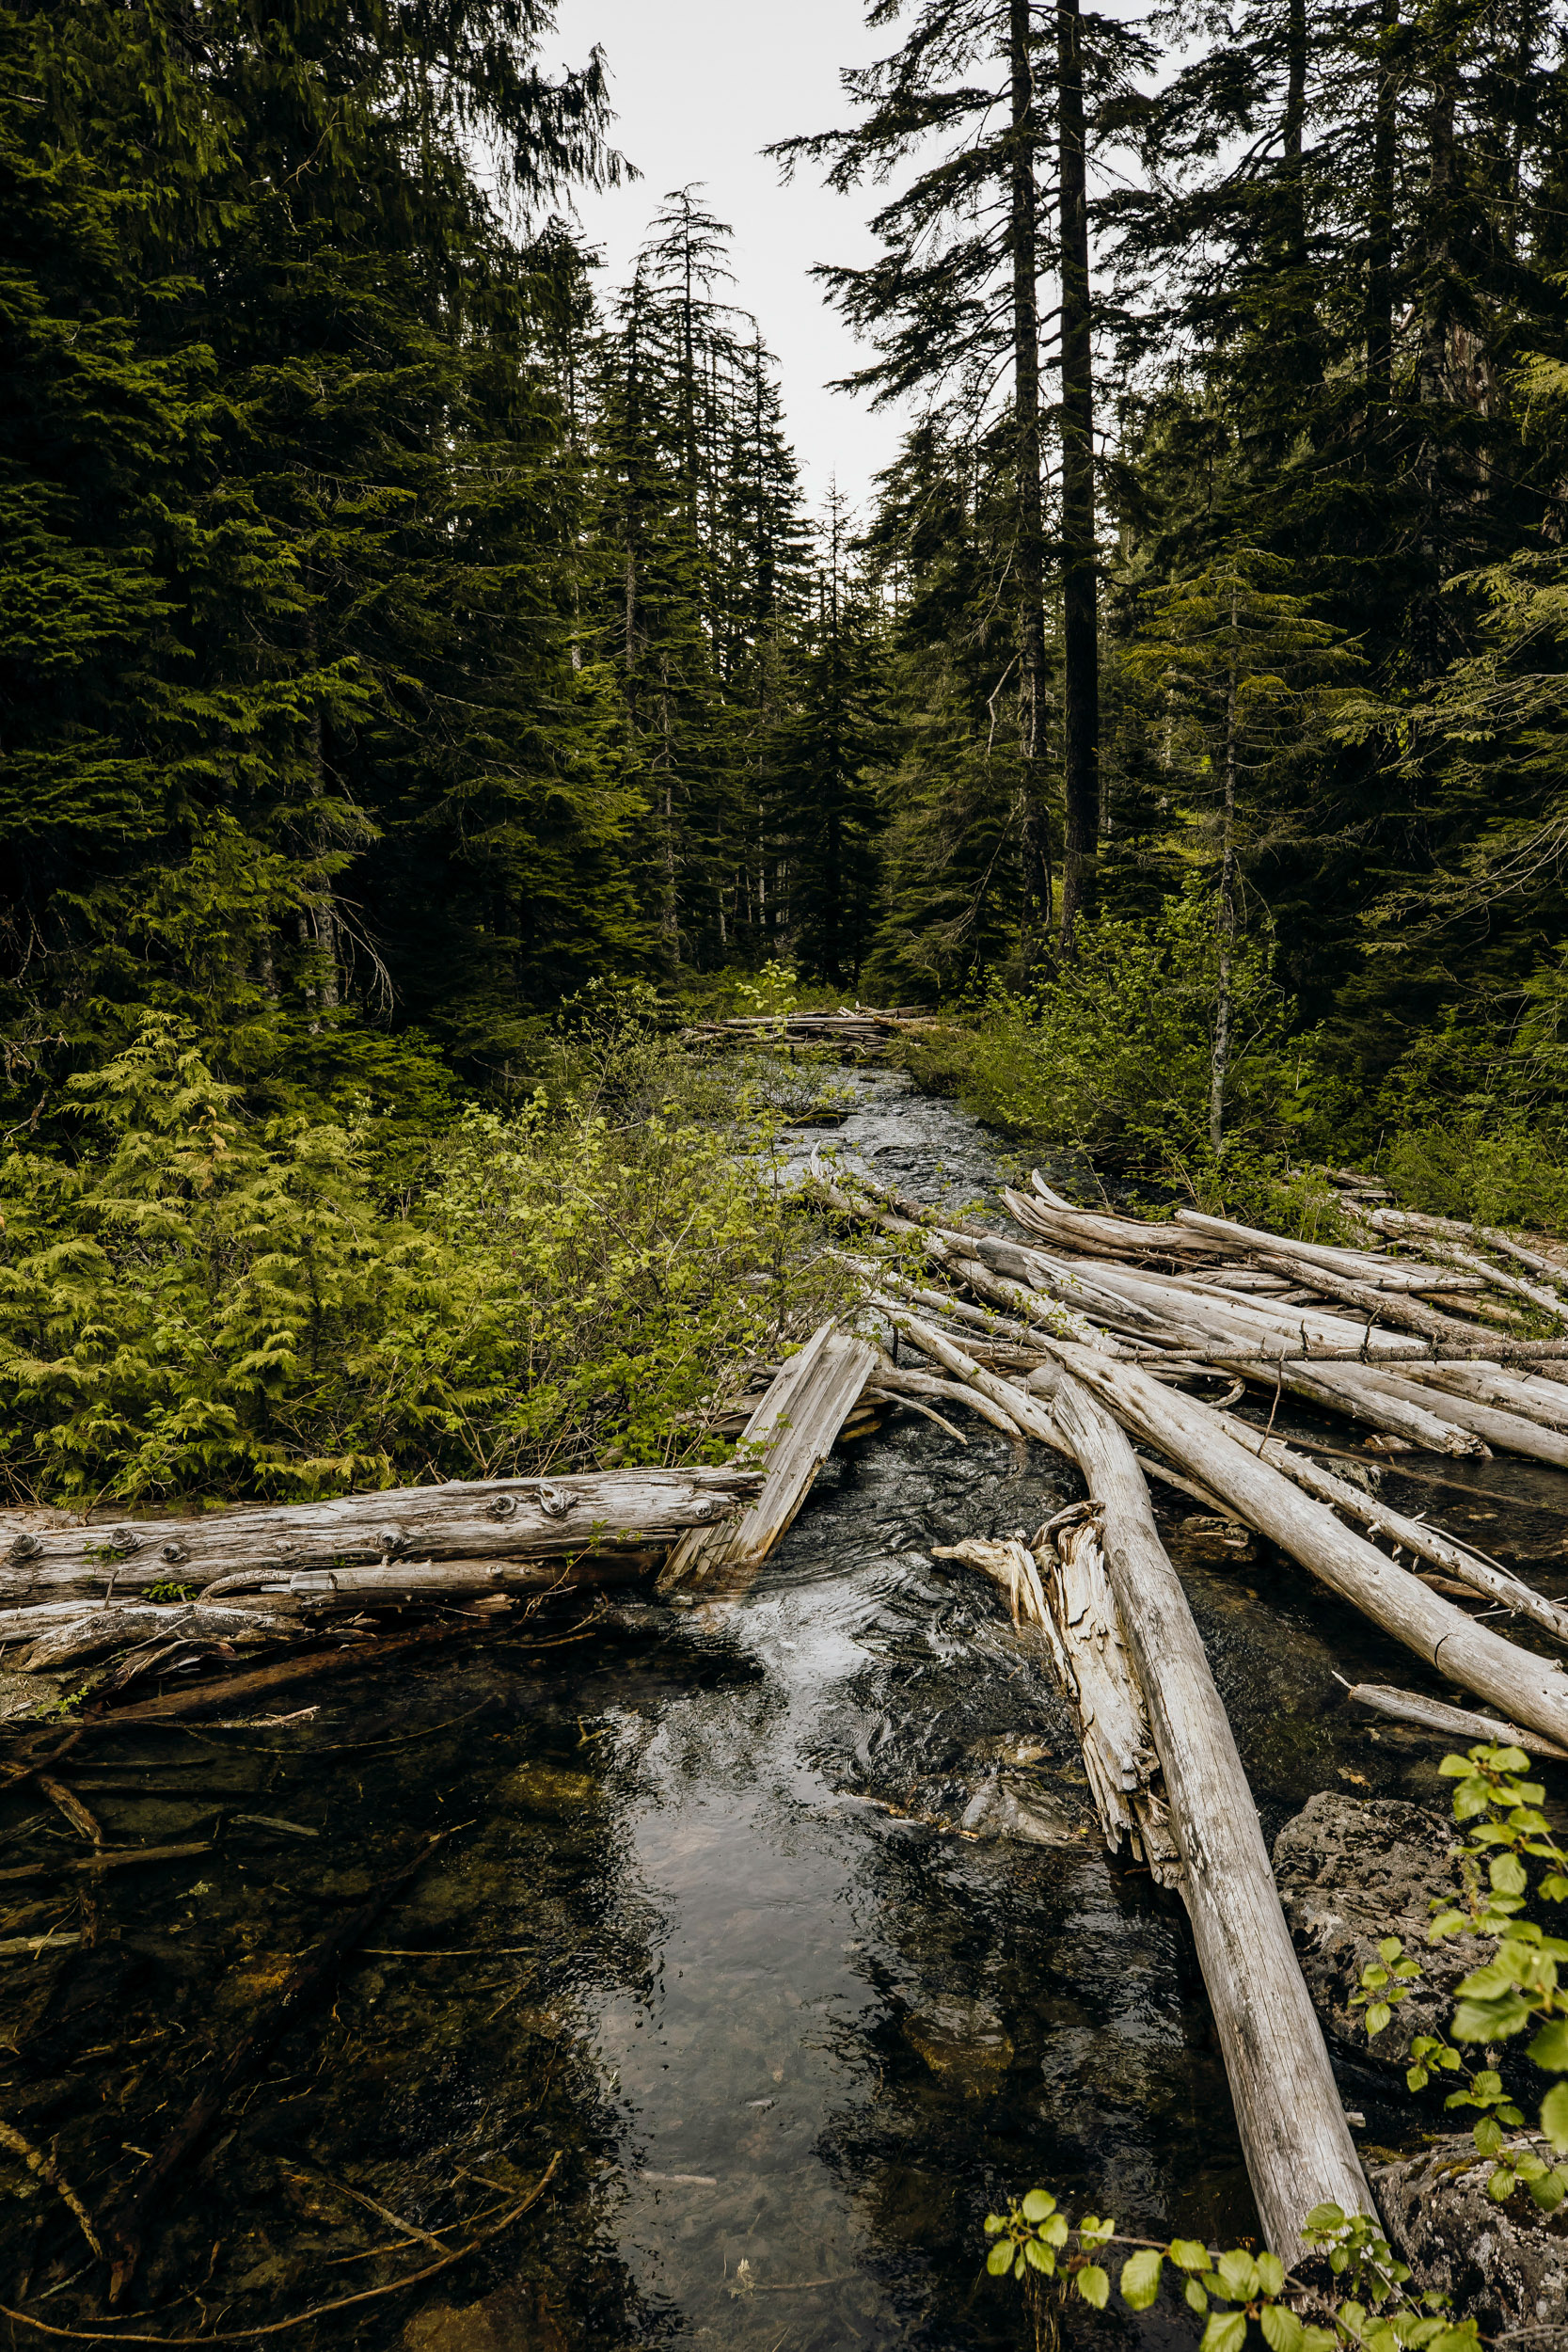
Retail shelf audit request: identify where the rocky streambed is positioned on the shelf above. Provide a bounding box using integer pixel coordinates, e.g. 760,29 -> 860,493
0,1071 -> 1566,2348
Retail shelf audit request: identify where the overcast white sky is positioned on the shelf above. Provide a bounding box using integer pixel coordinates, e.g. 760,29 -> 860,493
548,0 -> 912,521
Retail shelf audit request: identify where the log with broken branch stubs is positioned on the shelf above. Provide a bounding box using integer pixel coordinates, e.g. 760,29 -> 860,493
1040,1367 -> 1373,2260
1045,1346 -> 1568,1752
0,1467 -> 763,1606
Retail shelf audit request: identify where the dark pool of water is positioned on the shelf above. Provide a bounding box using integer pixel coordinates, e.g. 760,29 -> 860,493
2,1074 -> 1565,2350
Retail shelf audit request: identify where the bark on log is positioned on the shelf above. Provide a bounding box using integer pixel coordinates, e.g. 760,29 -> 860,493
657,1323 -> 875,1597
1340,1682 -> 1568,1762
1043,1369 -> 1372,2258
1047,1350 -> 1568,1752
0,1468 -> 761,1606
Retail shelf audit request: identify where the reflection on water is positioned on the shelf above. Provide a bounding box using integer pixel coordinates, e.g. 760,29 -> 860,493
2,1073 -> 1565,2348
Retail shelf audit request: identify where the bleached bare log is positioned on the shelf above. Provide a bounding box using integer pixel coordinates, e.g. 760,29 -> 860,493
1208,1422 -> 1568,1645
0,1467 -> 763,1607
17,1603 -> 298,1673
1046,1348 -> 1568,1751
1340,1681 -> 1568,1762
880,1313 -> 1061,1443
1042,1369 -> 1372,2259
1320,1363 -> 1568,1469
1270,1362 -> 1489,1455
657,1323 -> 875,1596
1406,1362 -> 1568,1433
869,1359 -> 1022,1438
1369,1207 -> 1568,1290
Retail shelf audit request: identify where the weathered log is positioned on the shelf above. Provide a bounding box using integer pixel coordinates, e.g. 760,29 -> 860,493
1042,1368 -> 1372,2258
880,1313 -> 1061,1443
657,1323 -> 876,1597
17,1602 -> 298,1673
1210,1423 -> 1568,1646
1365,1227 -> 1568,1322
1407,1361 -> 1568,1433
1369,1207 -> 1568,1290
1045,1349 -> 1568,1751
1340,1681 -> 1568,1762
1319,1364 -> 1568,1469
870,1359 -> 1020,1438
1019,1176 -> 1218,1259
1249,1255 -> 1500,1345
0,1467 -> 761,1606
1268,1362 -> 1489,1455
1172,1206 -> 1423,1285
1037,1512 -> 1183,1884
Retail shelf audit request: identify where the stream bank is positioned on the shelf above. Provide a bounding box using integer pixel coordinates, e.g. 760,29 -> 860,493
1,1070 -> 1565,2348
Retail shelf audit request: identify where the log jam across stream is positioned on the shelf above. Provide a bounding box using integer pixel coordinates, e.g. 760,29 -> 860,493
3,1071 -> 1568,2349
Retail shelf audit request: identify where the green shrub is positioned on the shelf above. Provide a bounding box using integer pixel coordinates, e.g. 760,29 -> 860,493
0,1010 -> 852,1506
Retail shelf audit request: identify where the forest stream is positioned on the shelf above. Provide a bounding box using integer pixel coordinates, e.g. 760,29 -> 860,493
4,1073 -> 1566,2352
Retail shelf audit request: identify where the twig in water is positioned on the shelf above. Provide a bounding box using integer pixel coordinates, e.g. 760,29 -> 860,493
0,2122 -> 102,2258
0,2153 -> 561,2342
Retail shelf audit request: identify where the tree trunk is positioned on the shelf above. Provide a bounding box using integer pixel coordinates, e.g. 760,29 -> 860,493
1210,594 -> 1239,1152
1009,0 -> 1053,965
1364,0 -> 1397,431
1056,0 -> 1100,950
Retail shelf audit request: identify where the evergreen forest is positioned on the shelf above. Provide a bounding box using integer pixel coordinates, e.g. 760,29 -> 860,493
8,0 -> 1568,1503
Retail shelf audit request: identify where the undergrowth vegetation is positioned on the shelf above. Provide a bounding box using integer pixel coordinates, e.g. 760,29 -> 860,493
0,991 -> 852,1508
895,896 -> 1568,1237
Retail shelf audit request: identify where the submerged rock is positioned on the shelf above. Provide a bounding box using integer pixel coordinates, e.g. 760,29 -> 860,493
902,1994 -> 1014,2094
1370,2137 -> 1568,2351
959,1770 -> 1087,1848
1272,1791 -> 1481,2070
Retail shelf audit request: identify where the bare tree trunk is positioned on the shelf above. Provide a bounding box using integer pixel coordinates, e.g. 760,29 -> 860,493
1055,0 -> 1099,953
1009,0 -> 1052,967
1365,0 -> 1397,431
1209,593 -> 1239,1154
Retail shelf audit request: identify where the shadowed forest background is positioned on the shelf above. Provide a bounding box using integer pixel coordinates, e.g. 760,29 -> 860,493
8,0 -> 1568,1504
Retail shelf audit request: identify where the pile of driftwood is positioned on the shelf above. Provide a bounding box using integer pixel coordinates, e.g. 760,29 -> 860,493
676,1005 -> 938,1057
799,1152 -> 1568,2258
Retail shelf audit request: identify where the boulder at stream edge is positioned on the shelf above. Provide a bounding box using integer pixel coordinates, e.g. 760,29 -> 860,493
1274,1790 -> 1568,2345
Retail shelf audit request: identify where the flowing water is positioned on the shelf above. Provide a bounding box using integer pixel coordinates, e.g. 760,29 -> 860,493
4,1073 -> 1568,2351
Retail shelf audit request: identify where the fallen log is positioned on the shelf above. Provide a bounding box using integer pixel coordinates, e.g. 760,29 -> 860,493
1045,1349 -> 1568,1752
1368,1230 -> 1568,1322
1017,1177 -> 1217,1260
1042,1367 -> 1372,2259
1317,1363 -> 1568,1469
1036,1511 -> 1183,1883
1267,1362 -> 1490,1456
16,1602 -> 297,1673
1406,1361 -> 1568,1433
1339,1680 -> 1568,1762
1209,1423 -> 1568,1646
1369,1208 -> 1568,1291
0,1467 -> 761,1606
1248,1255 -> 1501,1346
657,1322 -> 876,1597
869,1359 -> 1022,1438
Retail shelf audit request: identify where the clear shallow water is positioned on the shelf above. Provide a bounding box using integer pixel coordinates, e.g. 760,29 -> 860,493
2,1073 -> 1566,2350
